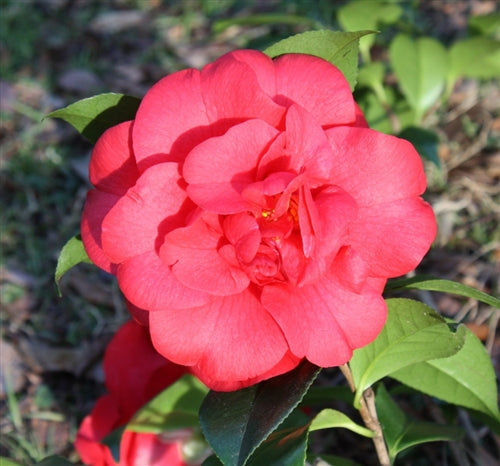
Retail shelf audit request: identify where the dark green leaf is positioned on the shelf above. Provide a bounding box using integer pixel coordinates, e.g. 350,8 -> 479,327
202,456 -> 223,466
36,455 -> 74,465
54,235 -> 91,296
263,30 -> 374,91
399,126 -> 441,168
199,360 -> 319,466
127,374 -> 208,433
47,93 -> 141,143
102,425 -> 125,463
376,384 -> 463,462
468,13 -> 500,37
309,409 -> 373,438
385,275 -> 500,309
389,35 -> 448,121
390,325 -> 500,428
349,299 -> 466,407
301,385 -> 353,407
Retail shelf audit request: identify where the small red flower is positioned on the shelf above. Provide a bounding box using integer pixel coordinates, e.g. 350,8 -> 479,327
81,50 -> 436,390
75,320 -> 187,466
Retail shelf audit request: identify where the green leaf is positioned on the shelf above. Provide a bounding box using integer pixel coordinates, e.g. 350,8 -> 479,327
127,374 -> 208,433
309,409 -> 374,438
398,126 -> 441,168
449,37 -> 500,81
337,0 -> 402,62
47,93 -> 141,143
54,235 -> 91,296
349,299 -> 466,407
2,458 -> 24,466
357,61 -> 388,102
301,385 -> 353,407
245,411 -> 311,466
468,13 -> 500,37
376,384 -> 463,462
390,325 -> 500,428
101,425 -> 125,463
263,30 -> 375,91
203,456 -> 223,466
199,360 -> 319,466
35,456 -> 74,466
389,35 -> 448,121
385,275 -> 500,309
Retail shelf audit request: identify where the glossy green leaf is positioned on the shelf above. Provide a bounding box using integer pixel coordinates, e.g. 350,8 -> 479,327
376,384 -> 463,462
389,35 -> 448,121
35,456 -> 74,466
349,299 -> 466,407
199,361 -> 319,466
54,235 -> 91,296
309,409 -> 373,438
102,425 -> 125,462
202,456 -> 223,466
390,325 -> 500,428
337,0 -> 402,62
385,275 -> 500,309
263,30 -> 374,91
47,93 -> 141,143
127,374 -> 208,433
399,126 -> 441,168
246,414 -> 309,466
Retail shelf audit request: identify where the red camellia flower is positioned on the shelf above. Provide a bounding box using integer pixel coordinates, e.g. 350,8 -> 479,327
81,50 -> 436,391
75,320 -> 189,466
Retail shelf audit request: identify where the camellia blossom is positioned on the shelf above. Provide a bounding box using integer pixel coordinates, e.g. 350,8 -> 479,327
81,50 -> 436,390
75,320 -> 189,466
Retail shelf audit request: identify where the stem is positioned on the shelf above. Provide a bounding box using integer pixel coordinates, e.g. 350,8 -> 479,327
340,364 -> 391,466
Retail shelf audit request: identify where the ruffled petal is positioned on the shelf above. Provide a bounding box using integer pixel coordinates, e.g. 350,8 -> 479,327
274,54 -> 356,126
81,190 -> 120,273
89,121 -> 138,195
121,431 -> 184,466
149,290 -> 289,384
262,275 -> 387,367
184,119 -> 279,214
101,163 -> 190,264
348,197 -> 437,278
326,127 -> 428,206
132,68 -> 210,171
201,52 -> 285,127
161,215 -> 250,296
117,251 -> 210,310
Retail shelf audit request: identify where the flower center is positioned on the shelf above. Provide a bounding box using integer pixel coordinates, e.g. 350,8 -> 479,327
244,241 -> 286,286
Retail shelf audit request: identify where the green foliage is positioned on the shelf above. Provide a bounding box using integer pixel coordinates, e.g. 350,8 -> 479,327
398,127 -> 440,167
309,409 -> 373,438
199,361 -> 319,466
337,0 -> 402,62
263,30 -> 374,91
47,93 -> 141,143
54,235 -> 91,296
376,385 -> 463,463
127,374 -> 209,433
349,299 -> 466,408
35,456 -> 74,466
390,325 -> 500,430
389,35 -> 448,123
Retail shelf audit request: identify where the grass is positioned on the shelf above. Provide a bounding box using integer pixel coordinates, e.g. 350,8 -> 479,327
0,0 -> 498,464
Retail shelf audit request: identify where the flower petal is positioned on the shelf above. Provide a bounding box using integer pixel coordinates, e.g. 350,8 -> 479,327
274,54 -> 356,126
132,68 -> 211,170
326,126 -> 428,206
149,290 -> 289,383
81,190 -> 119,273
161,215 -> 250,296
184,119 -> 279,214
201,52 -> 285,127
101,162 -> 190,264
89,121 -> 139,195
349,198 -> 437,277
117,251 -> 210,310
262,275 -> 387,367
